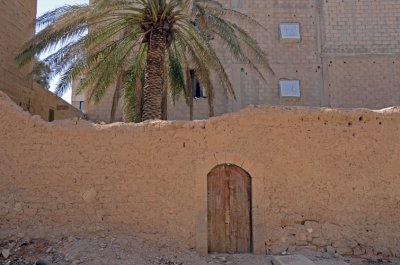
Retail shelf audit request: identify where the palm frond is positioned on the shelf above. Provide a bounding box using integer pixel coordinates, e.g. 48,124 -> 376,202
167,43 -> 186,106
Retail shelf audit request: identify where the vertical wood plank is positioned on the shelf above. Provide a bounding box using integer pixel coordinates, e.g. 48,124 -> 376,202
208,166 -> 228,252
223,166 -> 231,252
229,165 -> 252,253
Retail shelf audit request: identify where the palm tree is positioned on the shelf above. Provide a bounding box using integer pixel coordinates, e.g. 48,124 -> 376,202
33,58 -> 51,89
17,0 -> 271,122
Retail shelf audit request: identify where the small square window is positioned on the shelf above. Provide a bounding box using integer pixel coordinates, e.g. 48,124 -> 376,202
231,0 -> 241,9
279,23 -> 301,40
279,79 -> 301,97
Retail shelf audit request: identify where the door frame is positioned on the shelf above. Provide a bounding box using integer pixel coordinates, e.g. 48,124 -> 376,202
195,153 -> 266,255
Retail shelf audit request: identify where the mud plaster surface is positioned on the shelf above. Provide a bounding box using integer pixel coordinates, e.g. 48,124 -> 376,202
0,91 -> 399,258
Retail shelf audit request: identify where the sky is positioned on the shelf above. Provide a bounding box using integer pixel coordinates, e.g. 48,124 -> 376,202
36,0 -> 88,103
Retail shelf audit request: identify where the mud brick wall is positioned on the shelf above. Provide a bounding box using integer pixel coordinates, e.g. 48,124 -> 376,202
0,92 -> 399,257
322,56 -> 400,109
322,0 -> 400,54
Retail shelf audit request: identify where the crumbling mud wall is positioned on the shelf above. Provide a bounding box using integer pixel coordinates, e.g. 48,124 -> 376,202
0,91 -> 399,258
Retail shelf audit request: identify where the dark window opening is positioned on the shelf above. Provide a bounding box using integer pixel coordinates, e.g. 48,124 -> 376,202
79,101 -> 85,111
49,109 -> 55,122
190,70 -> 206,98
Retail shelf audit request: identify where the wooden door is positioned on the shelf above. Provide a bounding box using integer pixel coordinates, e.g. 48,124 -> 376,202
207,164 -> 252,253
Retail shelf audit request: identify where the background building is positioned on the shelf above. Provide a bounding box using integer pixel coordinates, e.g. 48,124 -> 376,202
0,0 -> 82,121
74,0 -> 400,122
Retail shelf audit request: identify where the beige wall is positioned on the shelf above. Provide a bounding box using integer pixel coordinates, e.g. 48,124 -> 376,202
322,0 -> 400,54
31,83 -> 83,121
0,0 -> 82,122
170,0 -> 400,120
322,55 -> 400,109
319,0 -> 400,109
1,91 -> 399,258
0,0 -> 37,110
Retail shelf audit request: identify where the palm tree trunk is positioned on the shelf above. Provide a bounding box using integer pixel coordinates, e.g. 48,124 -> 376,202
142,29 -> 167,121
161,65 -> 168,120
207,86 -> 214,118
186,69 -> 193,120
110,73 -> 123,123
136,78 -> 143,122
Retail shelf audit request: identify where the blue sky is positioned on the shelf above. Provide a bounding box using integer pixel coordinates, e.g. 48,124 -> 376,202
37,0 -> 88,17
37,0 -> 88,102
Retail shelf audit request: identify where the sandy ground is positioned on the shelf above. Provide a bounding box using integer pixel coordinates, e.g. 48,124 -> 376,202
1,233 -> 398,265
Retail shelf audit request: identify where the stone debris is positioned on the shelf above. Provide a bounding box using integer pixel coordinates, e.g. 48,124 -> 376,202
272,255 -> 317,265
163,262 -> 183,265
157,257 -> 184,265
35,260 -> 52,265
208,255 -> 233,264
326,246 -> 336,255
99,243 -> 107,248
2,248 -> 10,259
5,259 -> 29,265
266,220 -> 399,258
0,233 -> 397,265
64,253 -> 73,261
67,236 -> 78,243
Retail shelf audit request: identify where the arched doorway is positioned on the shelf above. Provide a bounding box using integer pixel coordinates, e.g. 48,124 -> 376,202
207,164 -> 252,253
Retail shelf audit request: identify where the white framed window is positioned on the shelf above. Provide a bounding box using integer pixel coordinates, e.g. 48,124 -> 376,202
231,0 -> 241,9
279,79 -> 301,97
279,23 -> 301,40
